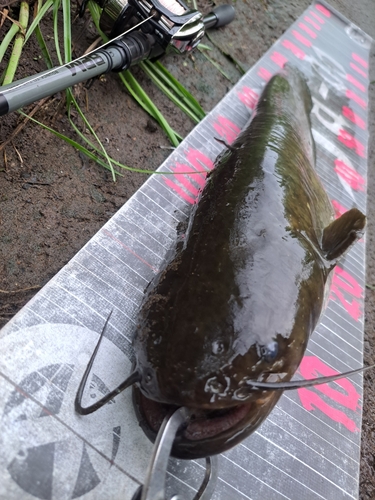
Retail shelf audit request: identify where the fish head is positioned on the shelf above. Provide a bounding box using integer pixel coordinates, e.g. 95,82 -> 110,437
132,230 -> 324,408
131,282 -> 315,459
133,315 -> 297,404
132,336 -> 285,459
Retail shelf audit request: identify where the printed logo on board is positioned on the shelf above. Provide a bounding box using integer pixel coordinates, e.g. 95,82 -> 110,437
3,364 -> 121,499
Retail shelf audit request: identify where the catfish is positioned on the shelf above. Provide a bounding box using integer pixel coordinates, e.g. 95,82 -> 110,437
76,65 -> 366,460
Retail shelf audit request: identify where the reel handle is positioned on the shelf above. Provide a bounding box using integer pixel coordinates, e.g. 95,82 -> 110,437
203,5 -> 235,29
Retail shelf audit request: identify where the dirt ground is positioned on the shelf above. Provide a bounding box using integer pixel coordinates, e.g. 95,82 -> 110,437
0,0 -> 374,497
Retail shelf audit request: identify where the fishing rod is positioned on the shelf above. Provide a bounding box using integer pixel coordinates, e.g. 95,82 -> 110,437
0,0 -> 235,116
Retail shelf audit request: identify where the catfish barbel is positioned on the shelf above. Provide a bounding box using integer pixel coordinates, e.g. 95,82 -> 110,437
76,65 -> 367,460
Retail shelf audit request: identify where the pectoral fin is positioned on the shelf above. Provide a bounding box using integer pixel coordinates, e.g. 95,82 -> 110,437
322,208 -> 366,261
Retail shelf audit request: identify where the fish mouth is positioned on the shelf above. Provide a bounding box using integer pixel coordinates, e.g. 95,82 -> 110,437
132,387 -> 280,459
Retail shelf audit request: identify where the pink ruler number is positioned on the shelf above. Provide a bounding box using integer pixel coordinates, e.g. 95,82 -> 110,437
297,356 -> 361,433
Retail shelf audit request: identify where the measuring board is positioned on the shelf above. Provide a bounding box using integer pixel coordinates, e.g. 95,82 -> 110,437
0,2 -> 372,499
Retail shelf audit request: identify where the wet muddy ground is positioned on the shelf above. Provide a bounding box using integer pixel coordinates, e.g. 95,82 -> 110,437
0,0 -> 374,497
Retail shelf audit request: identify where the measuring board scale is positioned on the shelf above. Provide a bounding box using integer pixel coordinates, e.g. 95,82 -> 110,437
0,1 -> 372,499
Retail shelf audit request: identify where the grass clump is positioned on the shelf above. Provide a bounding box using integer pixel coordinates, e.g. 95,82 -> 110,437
0,0 -> 208,178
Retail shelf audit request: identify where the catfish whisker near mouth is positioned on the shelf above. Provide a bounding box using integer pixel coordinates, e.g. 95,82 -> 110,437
245,363 -> 375,391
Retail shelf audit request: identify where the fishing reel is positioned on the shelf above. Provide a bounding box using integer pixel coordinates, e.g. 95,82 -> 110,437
83,0 -> 234,59
0,0 -> 234,115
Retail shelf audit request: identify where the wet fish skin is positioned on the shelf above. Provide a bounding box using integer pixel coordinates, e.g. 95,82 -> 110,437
132,65 -> 366,459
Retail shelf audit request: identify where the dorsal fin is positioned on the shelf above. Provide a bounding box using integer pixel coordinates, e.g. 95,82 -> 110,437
321,208 -> 366,262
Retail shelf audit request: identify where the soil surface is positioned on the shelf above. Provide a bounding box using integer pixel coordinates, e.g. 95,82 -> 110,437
0,0 -> 374,498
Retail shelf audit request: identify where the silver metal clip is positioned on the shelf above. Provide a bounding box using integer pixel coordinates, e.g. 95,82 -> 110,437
132,407 -> 219,500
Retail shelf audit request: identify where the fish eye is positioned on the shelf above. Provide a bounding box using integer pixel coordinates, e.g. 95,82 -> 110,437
258,341 -> 279,363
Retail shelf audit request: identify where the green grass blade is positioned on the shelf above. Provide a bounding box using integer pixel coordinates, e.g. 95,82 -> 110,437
18,110 -> 123,174
87,0 -> 107,39
18,111 -> 195,175
198,50 -> 232,81
0,22 -> 19,69
53,0 -> 63,65
3,1 -> 29,85
146,60 -> 205,119
33,0 -> 53,69
61,102 -> 183,174
205,32 -> 247,76
140,61 -> 201,123
140,62 -> 200,123
66,89 -> 117,180
87,1 -> 182,146
119,70 -> 181,147
197,43 -> 211,51
61,0 -> 71,63
34,26 -> 53,69
24,0 -> 54,44
13,0 -> 188,175
51,0 -> 116,177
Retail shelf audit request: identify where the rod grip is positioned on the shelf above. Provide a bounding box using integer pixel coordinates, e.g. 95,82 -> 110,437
110,32 -> 152,71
